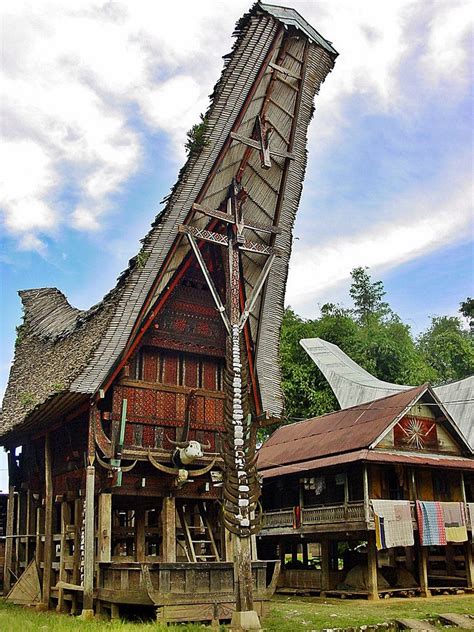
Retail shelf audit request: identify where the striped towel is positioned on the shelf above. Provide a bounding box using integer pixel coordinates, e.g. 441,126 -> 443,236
416,501 -> 446,546
441,502 -> 468,543
372,500 -> 414,550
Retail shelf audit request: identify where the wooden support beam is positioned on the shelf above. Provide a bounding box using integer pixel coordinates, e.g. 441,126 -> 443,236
417,540 -> 431,598
71,498 -> 82,616
40,434 -> 53,610
320,539 -> 330,595
464,540 -> 473,590
367,531 -> 379,600
4,477 -> 15,594
161,497 -> 176,563
192,203 -> 281,235
184,232 -> 230,334
230,131 -> 294,160
269,61 -> 301,80
135,507 -> 146,563
363,464 -> 370,523
81,465 -> 95,617
239,253 -> 276,330
98,494 -> 112,563
57,500 -> 71,613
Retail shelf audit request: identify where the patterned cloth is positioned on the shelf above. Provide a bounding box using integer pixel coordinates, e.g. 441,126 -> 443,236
416,501 -> 447,546
441,502 -> 468,543
371,500 -> 414,550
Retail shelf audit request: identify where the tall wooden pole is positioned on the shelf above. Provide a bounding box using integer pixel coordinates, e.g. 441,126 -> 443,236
81,464 -> 95,618
367,531 -> 379,600
38,434 -> 53,610
4,451 -> 15,595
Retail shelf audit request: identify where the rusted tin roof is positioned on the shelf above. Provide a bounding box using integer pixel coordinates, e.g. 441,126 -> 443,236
301,337 -> 474,450
258,385 -> 427,471
260,448 -> 474,479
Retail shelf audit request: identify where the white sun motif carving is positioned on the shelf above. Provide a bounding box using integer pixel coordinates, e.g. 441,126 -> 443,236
400,418 -> 435,450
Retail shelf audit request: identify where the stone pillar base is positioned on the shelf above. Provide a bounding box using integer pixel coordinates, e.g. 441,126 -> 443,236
230,610 -> 262,631
80,608 -> 95,620
35,602 -> 49,612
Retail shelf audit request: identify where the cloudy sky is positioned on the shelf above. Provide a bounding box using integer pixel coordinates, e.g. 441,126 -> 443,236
0,0 -> 472,485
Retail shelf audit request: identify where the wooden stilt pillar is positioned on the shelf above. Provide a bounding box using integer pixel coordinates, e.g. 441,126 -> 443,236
291,542 -> 298,566
231,535 -> 253,616
81,464 -> 95,618
135,506 -> 146,563
25,489 -> 33,568
320,539 -> 330,596
302,541 -> 308,567
57,501 -> 71,613
367,531 -> 379,600
38,434 -> 53,611
4,476 -> 15,594
98,493 -> 112,563
464,539 -> 473,590
162,497 -> 176,562
71,498 -> 82,616
35,505 -> 43,567
417,540 -> 431,597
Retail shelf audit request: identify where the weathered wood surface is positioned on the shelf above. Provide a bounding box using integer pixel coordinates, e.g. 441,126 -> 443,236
42,434 -> 53,608
6,559 -> 41,605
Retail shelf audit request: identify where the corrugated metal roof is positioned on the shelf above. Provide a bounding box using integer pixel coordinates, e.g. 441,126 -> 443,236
260,448 -> 474,479
259,3 -> 338,58
257,385 -> 426,470
300,337 -> 474,450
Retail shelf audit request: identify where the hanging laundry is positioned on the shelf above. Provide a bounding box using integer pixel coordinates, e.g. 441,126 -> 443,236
371,500 -> 414,550
468,503 -> 474,530
441,502 -> 468,543
416,501 -> 446,546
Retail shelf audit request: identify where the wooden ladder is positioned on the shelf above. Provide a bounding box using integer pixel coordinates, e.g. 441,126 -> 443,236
177,501 -> 220,563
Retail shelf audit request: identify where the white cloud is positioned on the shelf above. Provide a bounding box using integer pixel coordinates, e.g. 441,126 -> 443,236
0,0 -> 471,256
287,173 -> 473,312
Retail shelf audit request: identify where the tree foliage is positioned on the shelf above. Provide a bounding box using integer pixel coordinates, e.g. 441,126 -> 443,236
278,268 -> 474,427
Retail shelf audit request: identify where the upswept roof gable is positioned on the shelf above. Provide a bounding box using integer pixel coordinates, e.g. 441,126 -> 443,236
2,3 -> 337,437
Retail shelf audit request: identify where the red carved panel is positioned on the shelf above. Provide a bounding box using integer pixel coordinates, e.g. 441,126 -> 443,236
184,356 -> 198,388
394,417 -> 438,451
163,354 -> 178,385
142,424 -> 155,448
143,350 -> 158,382
203,359 -> 217,390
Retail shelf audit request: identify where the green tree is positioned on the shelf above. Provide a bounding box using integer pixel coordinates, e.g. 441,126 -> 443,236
417,316 -> 474,383
278,268 -> 456,425
349,266 -> 390,324
460,297 -> 474,333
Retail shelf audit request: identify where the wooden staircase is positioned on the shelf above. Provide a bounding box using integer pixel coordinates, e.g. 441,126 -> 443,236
177,501 -> 220,562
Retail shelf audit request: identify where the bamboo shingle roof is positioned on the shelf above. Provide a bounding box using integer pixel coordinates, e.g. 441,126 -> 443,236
1,3 -> 337,439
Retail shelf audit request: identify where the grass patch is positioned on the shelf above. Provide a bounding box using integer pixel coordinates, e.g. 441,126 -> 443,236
266,593 -> 474,630
0,594 -> 473,631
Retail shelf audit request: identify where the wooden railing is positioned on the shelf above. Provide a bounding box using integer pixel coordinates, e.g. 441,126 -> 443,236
262,502 -> 366,530
262,500 -> 473,532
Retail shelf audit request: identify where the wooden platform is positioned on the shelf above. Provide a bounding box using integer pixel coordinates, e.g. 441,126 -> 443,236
92,560 -> 280,623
